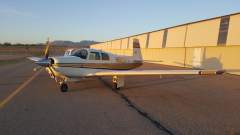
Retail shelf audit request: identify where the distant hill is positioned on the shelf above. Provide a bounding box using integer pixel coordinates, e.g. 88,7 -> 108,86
51,40 -> 101,47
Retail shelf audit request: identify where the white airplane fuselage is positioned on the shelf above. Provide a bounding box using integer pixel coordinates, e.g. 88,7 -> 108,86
48,48 -> 142,79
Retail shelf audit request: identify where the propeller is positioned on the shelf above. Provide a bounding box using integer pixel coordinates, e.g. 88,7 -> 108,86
35,38 -> 53,67
30,38 -> 54,72
32,38 -> 56,79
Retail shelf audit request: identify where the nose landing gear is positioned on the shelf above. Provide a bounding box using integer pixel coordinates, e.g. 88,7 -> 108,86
46,67 -> 69,93
56,77 -> 68,92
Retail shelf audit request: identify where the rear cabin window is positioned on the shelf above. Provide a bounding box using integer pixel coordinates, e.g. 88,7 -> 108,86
72,49 -> 88,59
89,52 -> 101,60
101,53 -> 110,60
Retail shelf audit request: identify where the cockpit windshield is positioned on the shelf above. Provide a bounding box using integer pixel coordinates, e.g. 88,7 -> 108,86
71,49 -> 88,59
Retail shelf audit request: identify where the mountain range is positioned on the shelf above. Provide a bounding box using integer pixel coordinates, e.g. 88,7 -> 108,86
51,40 -> 101,47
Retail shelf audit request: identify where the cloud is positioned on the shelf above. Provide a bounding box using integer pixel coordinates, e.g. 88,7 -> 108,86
0,7 -> 32,17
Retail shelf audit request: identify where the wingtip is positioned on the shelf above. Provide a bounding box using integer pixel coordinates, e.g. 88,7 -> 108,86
199,70 -> 226,75
216,70 -> 226,75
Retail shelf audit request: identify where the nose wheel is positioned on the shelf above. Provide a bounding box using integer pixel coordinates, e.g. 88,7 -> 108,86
59,82 -> 68,92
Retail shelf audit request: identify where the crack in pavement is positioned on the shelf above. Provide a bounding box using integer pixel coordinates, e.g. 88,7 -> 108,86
99,78 -> 174,135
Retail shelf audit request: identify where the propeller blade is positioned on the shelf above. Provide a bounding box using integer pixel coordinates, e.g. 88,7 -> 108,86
33,66 -> 42,72
44,37 -> 51,59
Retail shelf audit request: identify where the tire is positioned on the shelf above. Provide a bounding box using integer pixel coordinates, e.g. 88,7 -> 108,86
60,83 -> 68,92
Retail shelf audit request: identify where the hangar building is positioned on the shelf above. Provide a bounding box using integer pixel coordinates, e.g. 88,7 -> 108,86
91,12 -> 240,75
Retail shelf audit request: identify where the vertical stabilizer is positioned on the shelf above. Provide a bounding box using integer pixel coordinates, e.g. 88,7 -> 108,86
133,39 -> 143,62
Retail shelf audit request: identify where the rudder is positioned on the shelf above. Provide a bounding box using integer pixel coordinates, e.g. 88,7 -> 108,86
133,39 -> 143,62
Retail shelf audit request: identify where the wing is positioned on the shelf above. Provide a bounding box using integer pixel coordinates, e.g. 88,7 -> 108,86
86,69 -> 225,77
27,57 -> 42,62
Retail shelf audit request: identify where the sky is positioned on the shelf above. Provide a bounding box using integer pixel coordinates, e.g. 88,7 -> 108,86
0,0 -> 240,44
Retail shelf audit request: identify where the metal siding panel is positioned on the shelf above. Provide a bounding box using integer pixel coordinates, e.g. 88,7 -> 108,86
166,26 -> 187,47
185,19 -> 221,47
148,31 -> 164,48
112,40 -> 121,49
227,14 -> 240,45
121,38 -> 128,49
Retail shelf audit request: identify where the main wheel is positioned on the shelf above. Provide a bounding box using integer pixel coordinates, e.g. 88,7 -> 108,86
60,83 -> 68,92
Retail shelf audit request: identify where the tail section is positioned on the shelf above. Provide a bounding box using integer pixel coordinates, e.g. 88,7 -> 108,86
133,39 -> 143,62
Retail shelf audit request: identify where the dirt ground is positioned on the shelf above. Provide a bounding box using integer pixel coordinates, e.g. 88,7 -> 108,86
0,45 -> 73,62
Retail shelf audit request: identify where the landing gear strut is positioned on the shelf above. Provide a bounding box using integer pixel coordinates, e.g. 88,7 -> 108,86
59,82 -> 68,92
54,76 -> 69,92
112,76 -> 125,90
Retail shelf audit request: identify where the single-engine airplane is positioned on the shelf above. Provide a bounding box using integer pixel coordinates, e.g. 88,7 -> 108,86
28,38 -> 225,92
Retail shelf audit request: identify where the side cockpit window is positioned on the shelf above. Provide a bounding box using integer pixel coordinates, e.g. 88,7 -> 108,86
72,49 -> 88,59
64,51 -> 70,56
101,53 -> 109,60
64,50 -> 73,56
89,52 -> 100,60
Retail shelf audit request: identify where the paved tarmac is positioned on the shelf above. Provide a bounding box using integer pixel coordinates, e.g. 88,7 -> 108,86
0,61 -> 240,135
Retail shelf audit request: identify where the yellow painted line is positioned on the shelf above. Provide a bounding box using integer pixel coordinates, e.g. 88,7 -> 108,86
0,69 -> 43,110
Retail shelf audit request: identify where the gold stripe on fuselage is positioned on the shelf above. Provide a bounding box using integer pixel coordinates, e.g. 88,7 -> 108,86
53,62 -> 143,70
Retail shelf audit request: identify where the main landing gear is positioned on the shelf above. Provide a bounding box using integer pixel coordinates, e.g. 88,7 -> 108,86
59,82 -> 68,92
55,76 -> 125,92
112,76 -> 125,90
